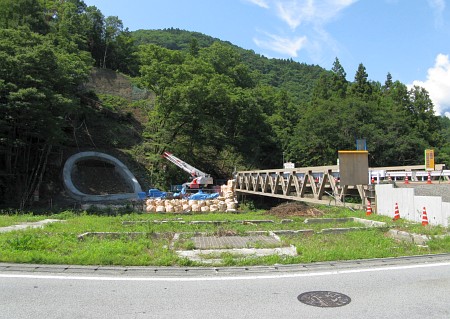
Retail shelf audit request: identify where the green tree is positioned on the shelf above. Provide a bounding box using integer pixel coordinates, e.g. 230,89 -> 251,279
330,57 -> 347,98
0,0 -> 48,33
102,16 -> 123,68
311,73 -> 332,101
199,42 -> 255,88
189,37 -> 200,57
351,63 -> 372,100
136,44 -> 207,185
267,90 -> 297,164
436,116 -> 450,165
382,72 -> 393,93
83,5 -> 104,67
407,85 -> 441,146
291,98 -> 350,166
0,28 -> 91,207
136,43 -> 276,186
49,0 -> 87,49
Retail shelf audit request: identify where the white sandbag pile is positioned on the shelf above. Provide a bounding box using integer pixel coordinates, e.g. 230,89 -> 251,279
221,179 -> 238,212
144,179 -> 238,213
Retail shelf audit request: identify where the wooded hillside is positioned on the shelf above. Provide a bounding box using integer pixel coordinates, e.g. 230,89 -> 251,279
1,0 -> 449,208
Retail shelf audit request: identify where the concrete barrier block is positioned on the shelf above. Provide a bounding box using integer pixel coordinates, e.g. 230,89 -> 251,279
411,234 -> 430,245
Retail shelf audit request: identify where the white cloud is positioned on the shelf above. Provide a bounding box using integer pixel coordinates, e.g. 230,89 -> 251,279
253,33 -> 308,56
274,0 -> 311,30
411,54 -> 450,116
427,0 -> 446,27
248,0 -> 358,59
244,0 -> 270,9
274,0 -> 358,30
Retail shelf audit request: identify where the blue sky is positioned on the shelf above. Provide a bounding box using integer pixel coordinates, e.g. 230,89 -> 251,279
85,0 -> 450,116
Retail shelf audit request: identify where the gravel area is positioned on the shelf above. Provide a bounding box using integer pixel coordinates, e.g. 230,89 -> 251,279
396,183 -> 450,202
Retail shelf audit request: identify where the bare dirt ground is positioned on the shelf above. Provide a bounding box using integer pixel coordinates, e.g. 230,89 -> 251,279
71,161 -> 133,195
265,202 -> 324,218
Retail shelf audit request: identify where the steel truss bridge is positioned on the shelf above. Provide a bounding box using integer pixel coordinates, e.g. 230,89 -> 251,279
235,164 -> 449,207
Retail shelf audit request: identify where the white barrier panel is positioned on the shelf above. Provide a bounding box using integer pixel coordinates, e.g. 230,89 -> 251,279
414,196 -> 443,226
376,184 -> 450,226
375,185 -> 415,220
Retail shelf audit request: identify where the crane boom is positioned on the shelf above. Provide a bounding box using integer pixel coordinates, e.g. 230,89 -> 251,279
162,152 -> 213,187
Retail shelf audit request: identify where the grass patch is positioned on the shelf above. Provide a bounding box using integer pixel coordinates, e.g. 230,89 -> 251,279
122,212 -> 365,234
173,236 -> 196,251
0,213 -> 50,227
0,229 -> 188,266
287,229 -> 426,263
427,236 -> 450,251
391,222 -> 449,236
0,207 -> 448,267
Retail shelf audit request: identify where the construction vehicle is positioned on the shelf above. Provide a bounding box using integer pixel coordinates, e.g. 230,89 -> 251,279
162,151 -> 213,189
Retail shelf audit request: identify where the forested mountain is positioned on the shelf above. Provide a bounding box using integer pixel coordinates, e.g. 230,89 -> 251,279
132,28 -> 326,104
1,0 -> 449,208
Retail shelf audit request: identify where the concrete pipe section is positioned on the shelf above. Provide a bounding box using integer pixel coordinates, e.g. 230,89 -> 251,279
63,151 -> 142,202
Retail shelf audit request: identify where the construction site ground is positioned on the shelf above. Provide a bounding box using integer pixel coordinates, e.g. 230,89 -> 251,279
2,199 -> 449,268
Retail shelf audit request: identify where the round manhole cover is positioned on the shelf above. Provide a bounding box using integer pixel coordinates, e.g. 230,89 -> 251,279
297,291 -> 351,307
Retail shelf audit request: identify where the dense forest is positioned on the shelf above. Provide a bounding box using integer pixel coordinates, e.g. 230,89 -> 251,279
1,0 -> 450,208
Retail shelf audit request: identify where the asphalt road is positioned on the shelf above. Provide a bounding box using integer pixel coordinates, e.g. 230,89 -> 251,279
1,255 -> 449,319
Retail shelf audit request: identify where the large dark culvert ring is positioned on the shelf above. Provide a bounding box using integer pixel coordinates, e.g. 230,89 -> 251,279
63,152 -> 142,202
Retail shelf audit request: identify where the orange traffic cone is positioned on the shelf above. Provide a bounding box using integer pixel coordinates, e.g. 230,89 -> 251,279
371,177 -> 375,184
404,174 -> 409,184
393,203 -> 400,220
421,207 -> 429,226
427,171 -> 432,184
366,200 -> 372,216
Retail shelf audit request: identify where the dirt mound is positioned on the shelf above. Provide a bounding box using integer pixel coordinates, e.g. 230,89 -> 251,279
265,202 -> 324,218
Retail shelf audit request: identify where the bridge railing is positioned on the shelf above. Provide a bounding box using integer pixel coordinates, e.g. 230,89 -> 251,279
235,164 -> 448,206
235,165 -> 356,204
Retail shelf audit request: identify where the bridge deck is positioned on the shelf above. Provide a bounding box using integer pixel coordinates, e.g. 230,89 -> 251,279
235,164 -> 448,209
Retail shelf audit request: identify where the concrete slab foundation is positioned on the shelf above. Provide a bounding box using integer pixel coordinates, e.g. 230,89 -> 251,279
192,235 -> 280,249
